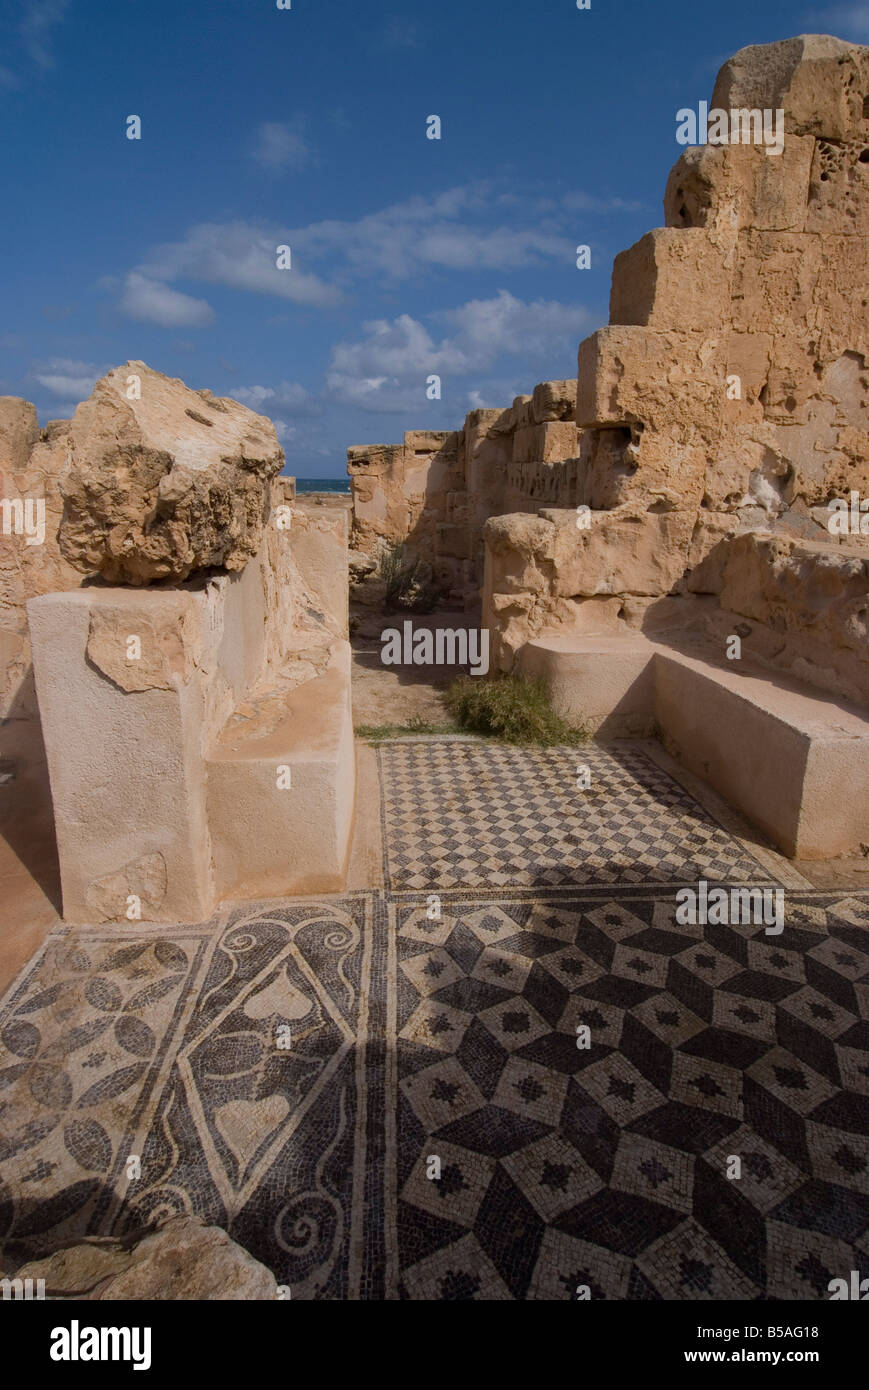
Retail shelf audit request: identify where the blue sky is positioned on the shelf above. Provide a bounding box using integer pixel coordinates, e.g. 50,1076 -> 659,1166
2,0 -> 867,477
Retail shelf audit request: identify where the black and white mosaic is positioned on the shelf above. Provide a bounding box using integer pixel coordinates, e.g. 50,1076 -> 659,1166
0,901 -> 378,1299
1,739 -> 867,1299
377,741 -> 783,892
389,890 -> 869,1299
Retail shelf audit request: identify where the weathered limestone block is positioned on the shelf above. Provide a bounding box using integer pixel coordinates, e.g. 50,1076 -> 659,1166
610,228 -> 731,330
1,412 -> 84,716
729,231 -> 865,380
464,410 -> 513,533
698,534 -> 869,707
813,237 -> 869,361
541,507 -> 695,599
206,641 -> 354,900
347,429 -> 461,571
711,33 -> 869,141
765,349 -> 869,506
483,507 -> 696,665
437,523 -> 471,559
531,379 -> 577,423
702,421 -> 791,512
730,230 -> 824,338
489,398 -> 532,435
27,586 -> 222,923
807,138 -> 869,236
0,397 -> 38,472
58,363 -> 284,585
687,511 -> 744,578
85,852 -> 168,922
347,443 -> 406,551
724,333 -> 773,414
665,136 -> 815,234
86,605 -> 202,692
287,498 -> 350,639
577,328 -> 723,509
15,1217 -> 277,1300
578,327 -> 723,434
512,421 -> 578,464
347,443 -> 400,476
404,429 -> 454,453
481,508 -> 692,658
718,532 -> 869,652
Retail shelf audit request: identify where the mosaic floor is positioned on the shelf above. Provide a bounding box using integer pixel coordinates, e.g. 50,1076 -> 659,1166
377,741 -> 777,890
1,740 -> 868,1299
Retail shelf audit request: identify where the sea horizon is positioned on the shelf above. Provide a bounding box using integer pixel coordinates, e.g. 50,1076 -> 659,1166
294,477 -> 351,494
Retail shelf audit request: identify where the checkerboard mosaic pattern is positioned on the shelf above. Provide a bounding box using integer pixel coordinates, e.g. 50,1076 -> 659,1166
391,891 -> 869,1300
378,741 -> 779,892
1,739 -> 867,1299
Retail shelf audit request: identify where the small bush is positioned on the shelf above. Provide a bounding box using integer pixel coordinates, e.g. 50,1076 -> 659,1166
445,673 -> 586,745
379,543 -> 440,613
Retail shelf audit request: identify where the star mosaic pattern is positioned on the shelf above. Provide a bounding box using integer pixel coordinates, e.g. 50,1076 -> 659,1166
377,741 -> 779,891
0,739 -> 867,1299
391,891 -> 869,1300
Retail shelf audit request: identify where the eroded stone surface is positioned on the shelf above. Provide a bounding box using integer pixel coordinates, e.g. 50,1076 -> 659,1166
481,35 -> 869,699
86,606 -> 201,693
84,852 -> 168,923
347,379 -> 580,603
58,363 -> 284,585
15,1217 -> 277,1300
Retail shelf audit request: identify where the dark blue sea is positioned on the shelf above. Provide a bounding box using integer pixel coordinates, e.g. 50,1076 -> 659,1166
295,478 -> 351,494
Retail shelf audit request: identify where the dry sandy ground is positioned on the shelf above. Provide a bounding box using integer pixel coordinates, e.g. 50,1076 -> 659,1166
350,606 -> 475,729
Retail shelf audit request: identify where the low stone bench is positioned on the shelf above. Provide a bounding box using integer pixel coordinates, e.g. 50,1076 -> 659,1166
519,631 -> 869,859
207,642 -> 355,899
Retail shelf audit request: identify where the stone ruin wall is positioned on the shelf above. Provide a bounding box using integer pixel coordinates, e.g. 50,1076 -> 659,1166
1,361 -> 355,922
481,35 -> 869,709
4,35 -> 868,720
348,36 -> 869,709
0,404 -> 81,720
347,379 -> 580,604
0,367 -> 359,731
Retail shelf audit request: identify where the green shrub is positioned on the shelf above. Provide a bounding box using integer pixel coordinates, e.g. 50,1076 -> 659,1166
445,673 -> 586,745
379,543 -> 440,612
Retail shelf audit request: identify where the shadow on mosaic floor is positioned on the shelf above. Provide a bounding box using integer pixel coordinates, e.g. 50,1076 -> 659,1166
1,887 -> 867,1299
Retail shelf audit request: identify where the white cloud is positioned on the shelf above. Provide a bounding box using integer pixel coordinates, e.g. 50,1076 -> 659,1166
33,358 -> 106,398
20,0 -> 70,70
228,381 -> 323,416
293,185 -> 573,279
439,290 -> 590,358
137,222 -> 343,308
326,291 -> 590,413
114,180 -> 614,322
120,272 -> 215,327
812,3 -> 869,39
252,120 -> 312,171
117,183 -> 580,322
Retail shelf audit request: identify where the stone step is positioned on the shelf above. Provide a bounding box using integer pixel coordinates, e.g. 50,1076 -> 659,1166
520,632 -> 869,859
206,642 -> 355,898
